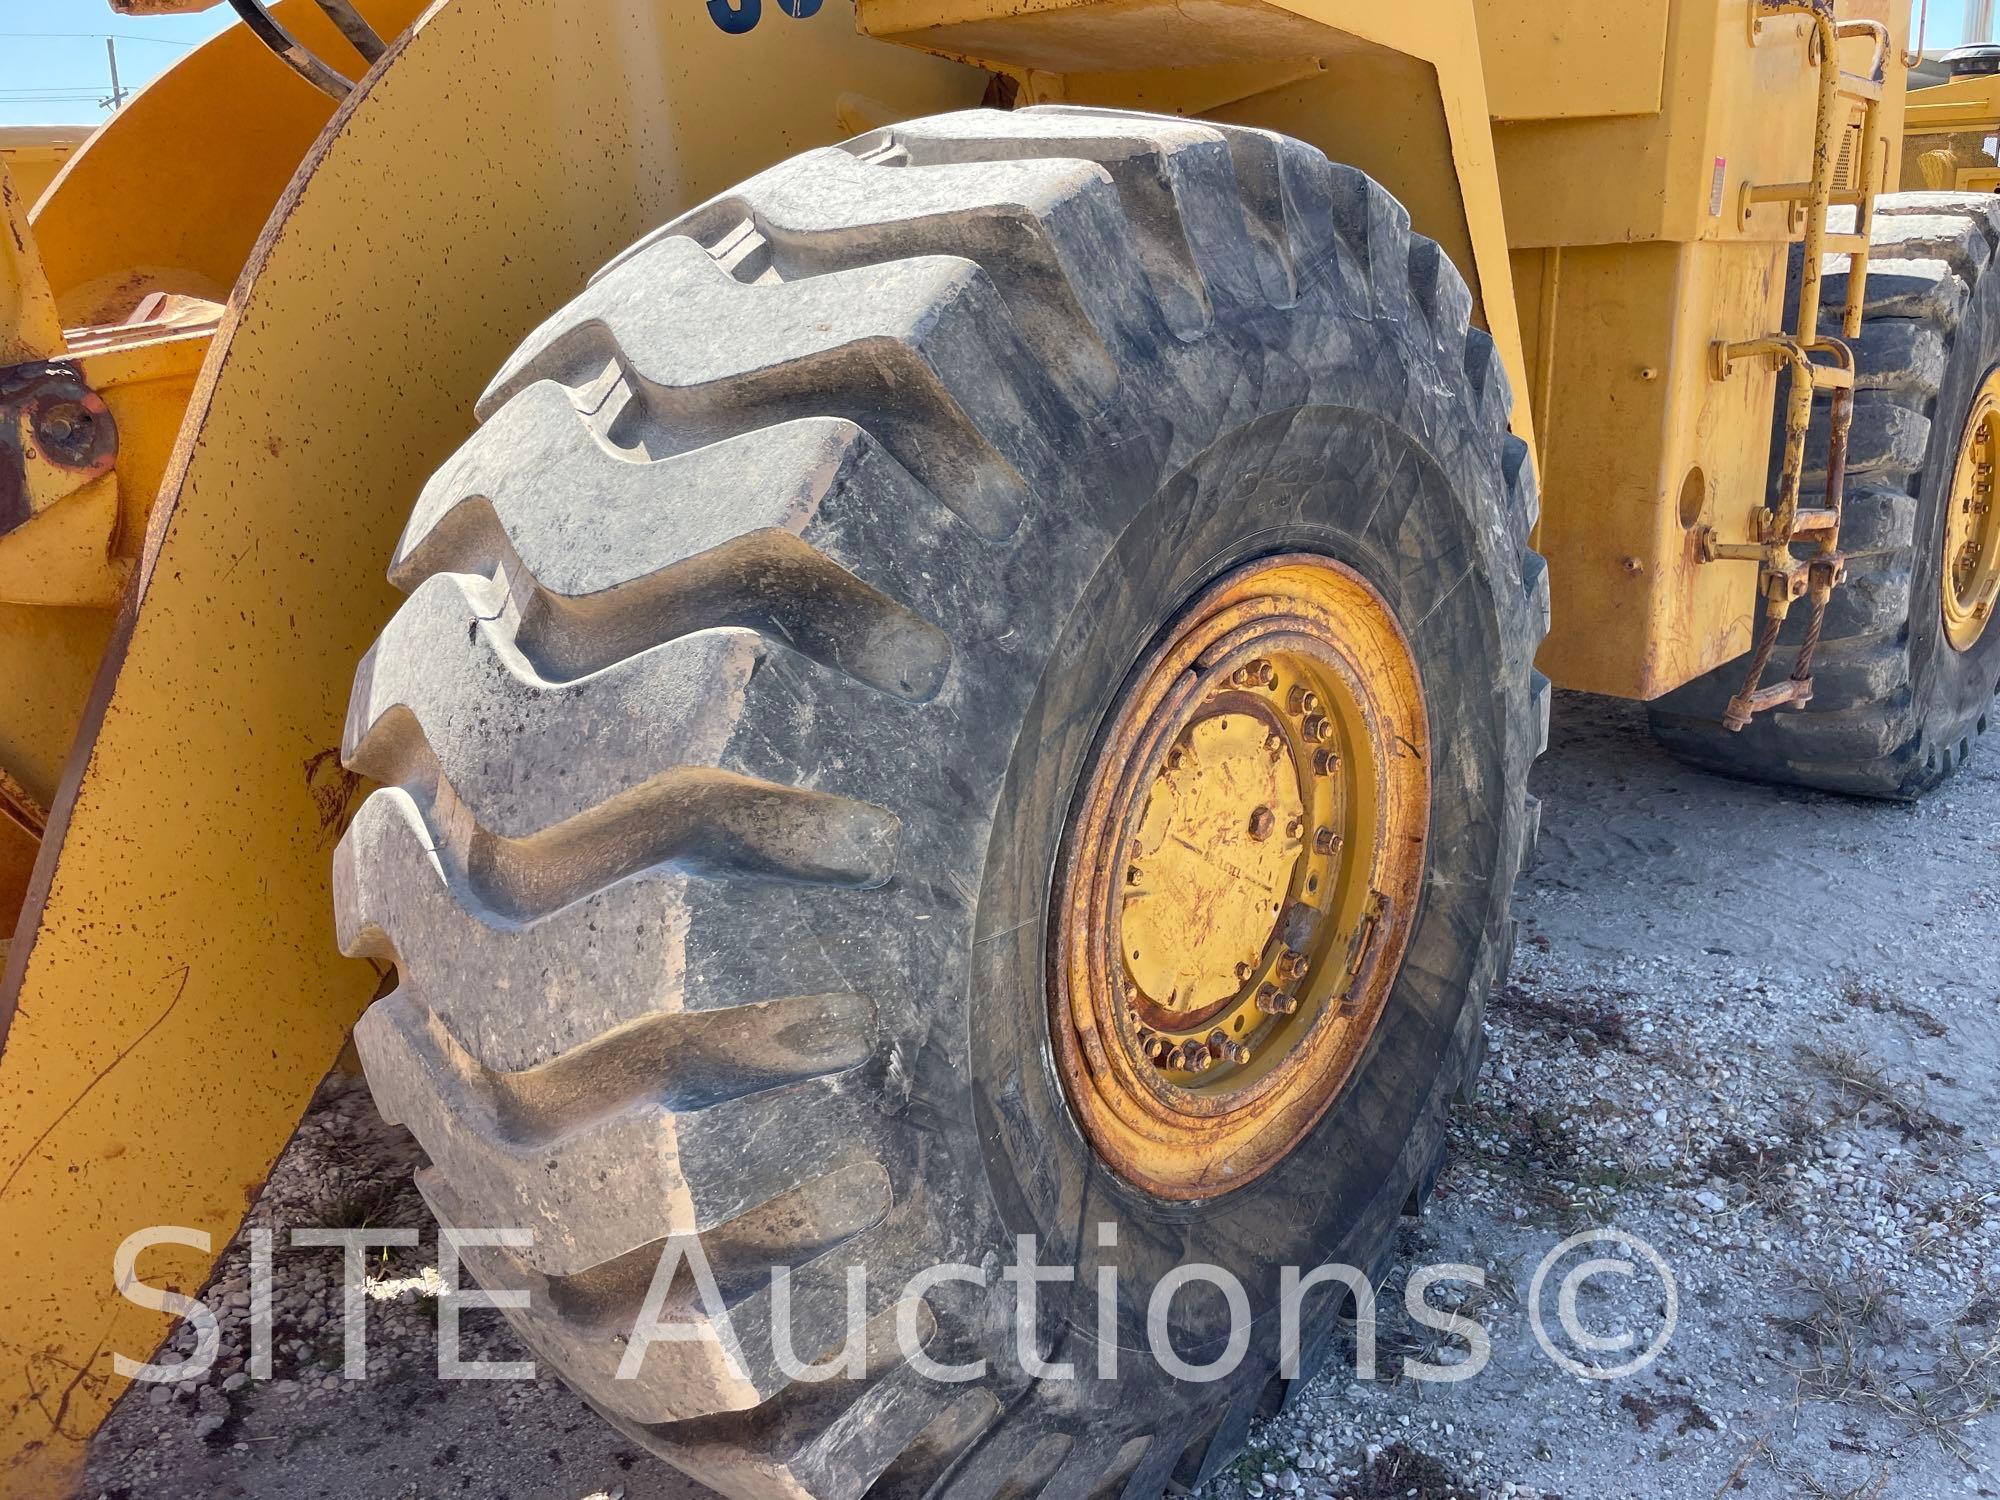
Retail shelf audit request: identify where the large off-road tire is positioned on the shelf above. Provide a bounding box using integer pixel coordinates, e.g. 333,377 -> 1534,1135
1651,194 -> 2000,797
335,108 -> 1546,1499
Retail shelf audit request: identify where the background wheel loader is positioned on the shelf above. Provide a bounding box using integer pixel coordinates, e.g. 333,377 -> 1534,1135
1903,40 -> 2000,191
0,1 -> 1983,1496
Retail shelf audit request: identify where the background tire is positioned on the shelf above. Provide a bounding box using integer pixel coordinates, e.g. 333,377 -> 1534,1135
335,107 -> 1546,1499
1651,194 -> 2000,797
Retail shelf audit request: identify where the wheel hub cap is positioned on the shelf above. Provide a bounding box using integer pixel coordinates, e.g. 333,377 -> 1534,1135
1050,555 -> 1430,1199
1944,368 -> 2000,652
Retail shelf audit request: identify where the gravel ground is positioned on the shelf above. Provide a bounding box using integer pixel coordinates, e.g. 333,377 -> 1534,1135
85,691 -> 2000,1500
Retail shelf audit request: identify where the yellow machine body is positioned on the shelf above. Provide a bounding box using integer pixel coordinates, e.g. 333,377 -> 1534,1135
0,0 -> 1915,1488
1904,62 -> 2000,189
0,129 -> 87,210
1491,2 -> 1907,695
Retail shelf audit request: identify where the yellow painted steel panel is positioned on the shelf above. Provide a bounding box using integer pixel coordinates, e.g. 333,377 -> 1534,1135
1490,1 -> 1910,251
1472,0 -> 1670,123
0,128 -> 90,210
0,606 -> 115,815
1906,67 -> 2000,131
1532,240 -> 1788,698
0,162 -> 62,366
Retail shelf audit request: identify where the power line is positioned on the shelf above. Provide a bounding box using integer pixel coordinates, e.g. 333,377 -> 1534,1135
0,32 -> 197,47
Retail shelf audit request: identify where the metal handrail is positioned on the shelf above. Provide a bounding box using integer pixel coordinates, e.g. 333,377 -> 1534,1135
1836,17 -> 1893,84
1713,0 -> 1872,728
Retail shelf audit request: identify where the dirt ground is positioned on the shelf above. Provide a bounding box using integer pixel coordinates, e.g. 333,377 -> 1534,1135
84,691 -> 2000,1500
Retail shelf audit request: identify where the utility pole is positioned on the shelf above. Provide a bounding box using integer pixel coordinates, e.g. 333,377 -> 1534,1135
101,38 -> 127,111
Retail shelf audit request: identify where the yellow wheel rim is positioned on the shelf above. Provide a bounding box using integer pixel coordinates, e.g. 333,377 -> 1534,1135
1944,368 -> 2000,652
1050,555 -> 1430,1200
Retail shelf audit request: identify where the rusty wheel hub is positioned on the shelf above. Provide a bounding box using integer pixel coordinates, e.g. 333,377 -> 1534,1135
1944,368 -> 2000,653
1050,555 -> 1430,1199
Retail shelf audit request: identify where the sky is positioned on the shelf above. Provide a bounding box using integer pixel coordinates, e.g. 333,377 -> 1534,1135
0,1 -> 231,126
0,1 -> 1989,127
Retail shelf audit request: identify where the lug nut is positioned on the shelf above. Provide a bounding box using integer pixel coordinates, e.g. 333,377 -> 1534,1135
1234,960 -> 1254,983
1247,805 -> 1275,841
1126,864 -> 1143,885
1279,948 -> 1310,980
1264,730 -> 1284,752
1284,815 -> 1306,840
1287,686 -> 1319,715
1314,826 -> 1340,855
1313,748 -> 1339,777
1207,1030 -> 1250,1065
1140,1031 -> 1170,1064
1166,746 -> 1187,770
1179,1042 -> 1213,1073
1255,983 -> 1299,1016
1301,714 -> 1329,743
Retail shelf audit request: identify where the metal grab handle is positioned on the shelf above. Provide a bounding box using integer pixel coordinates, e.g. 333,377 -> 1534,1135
1836,17 -> 1893,83
1904,0 -> 1929,68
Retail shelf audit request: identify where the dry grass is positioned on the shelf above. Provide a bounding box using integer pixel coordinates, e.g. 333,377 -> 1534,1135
1700,1102 -> 1824,1216
1459,1096 -> 1668,1230
1349,1441 -> 1476,1499
1839,979 -> 1948,1040
1369,1255 -> 1519,1393
1771,1272 -> 2000,1461
1799,1045 -> 1964,1145
1489,981 -> 1634,1058
1906,1185 -> 2000,1258
1617,1388 -> 1719,1437
1769,1455 -> 1893,1500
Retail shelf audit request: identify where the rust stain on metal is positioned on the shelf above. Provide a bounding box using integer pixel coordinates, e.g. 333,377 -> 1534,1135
0,360 -> 118,537
303,748 -> 362,841
1706,0 -> 1888,727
